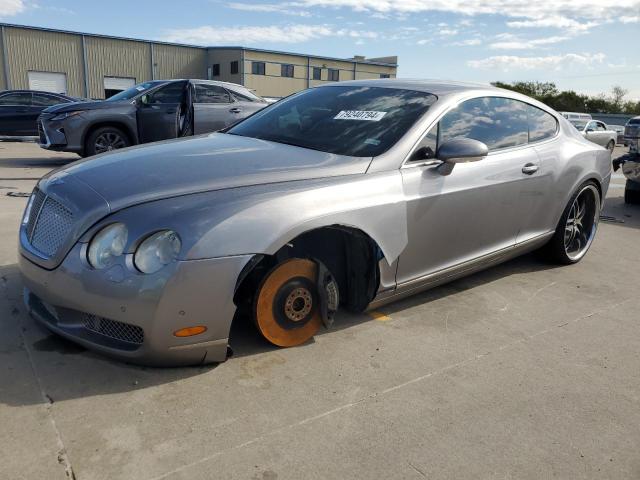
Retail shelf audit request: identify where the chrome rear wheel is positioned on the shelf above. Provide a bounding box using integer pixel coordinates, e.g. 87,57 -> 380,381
563,184 -> 600,261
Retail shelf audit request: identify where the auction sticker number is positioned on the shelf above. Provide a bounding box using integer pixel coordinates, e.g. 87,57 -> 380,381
334,110 -> 387,121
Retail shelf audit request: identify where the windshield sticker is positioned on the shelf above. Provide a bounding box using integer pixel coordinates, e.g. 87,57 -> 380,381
334,110 -> 387,121
364,138 -> 381,146
135,86 -> 145,91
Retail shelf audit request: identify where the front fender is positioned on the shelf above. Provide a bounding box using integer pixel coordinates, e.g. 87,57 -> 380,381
85,172 -> 409,266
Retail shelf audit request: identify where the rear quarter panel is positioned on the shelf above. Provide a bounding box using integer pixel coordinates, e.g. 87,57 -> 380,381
535,119 -> 611,229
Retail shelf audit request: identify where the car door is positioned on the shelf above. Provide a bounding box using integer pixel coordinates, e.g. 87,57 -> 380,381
0,92 -> 35,136
137,81 -> 186,143
228,89 -> 267,122
584,121 -> 605,147
396,96 -> 542,285
192,83 -> 236,133
595,121 -> 611,147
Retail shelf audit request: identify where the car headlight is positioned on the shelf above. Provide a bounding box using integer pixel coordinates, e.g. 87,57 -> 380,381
22,192 -> 36,225
51,111 -> 82,121
134,230 -> 181,274
87,223 -> 128,269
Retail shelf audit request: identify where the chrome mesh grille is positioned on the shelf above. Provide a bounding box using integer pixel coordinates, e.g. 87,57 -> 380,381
82,314 -> 144,345
29,196 -> 73,257
26,189 -> 46,239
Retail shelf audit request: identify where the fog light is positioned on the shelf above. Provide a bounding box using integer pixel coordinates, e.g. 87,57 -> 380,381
173,326 -> 207,337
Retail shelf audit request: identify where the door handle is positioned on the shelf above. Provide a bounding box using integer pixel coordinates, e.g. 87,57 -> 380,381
229,108 -> 242,113
522,163 -> 539,175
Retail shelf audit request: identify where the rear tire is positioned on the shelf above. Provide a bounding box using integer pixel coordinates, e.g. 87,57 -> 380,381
85,126 -> 130,156
625,181 -> 640,204
253,258 -> 322,347
542,181 -> 600,265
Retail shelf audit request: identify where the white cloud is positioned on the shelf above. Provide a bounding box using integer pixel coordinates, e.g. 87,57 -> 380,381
468,52 -> 606,71
490,35 -> 569,50
451,38 -> 481,46
164,24 -> 376,45
438,28 -> 458,36
227,2 -> 311,17
620,16 -> 639,23
506,16 -> 599,33
292,0 -> 640,23
0,0 -> 25,17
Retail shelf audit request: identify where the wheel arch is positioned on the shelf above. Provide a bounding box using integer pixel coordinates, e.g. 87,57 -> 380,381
234,224 -> 386,314
82,120 -> 137,151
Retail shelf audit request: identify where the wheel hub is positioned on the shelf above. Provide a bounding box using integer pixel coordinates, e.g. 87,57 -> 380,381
284,287 -> 313,322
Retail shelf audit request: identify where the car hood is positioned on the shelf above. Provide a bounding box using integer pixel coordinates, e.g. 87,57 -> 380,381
47,133 -> 372,212
43,100 -> 116,114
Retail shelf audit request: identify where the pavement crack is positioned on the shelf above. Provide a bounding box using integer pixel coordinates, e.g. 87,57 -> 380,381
408,461 -> 427,478
149,297 -> 636,480
17,312 -> 76,479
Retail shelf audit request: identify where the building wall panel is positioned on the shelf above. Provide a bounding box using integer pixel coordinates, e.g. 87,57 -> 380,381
3,27 -> 84,96
244,73 -> 307,97
154,44 -> 206,80
85,36 -> 151,98
208,48 -> 243,85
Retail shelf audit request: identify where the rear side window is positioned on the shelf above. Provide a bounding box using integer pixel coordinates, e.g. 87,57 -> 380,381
195,84 -> 231,104
527,105 -> 558,142
440,97 -> 529,150
0,92 -> 32,106
33,93 -> 67,106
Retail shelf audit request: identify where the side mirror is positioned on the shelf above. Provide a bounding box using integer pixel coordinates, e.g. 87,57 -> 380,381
437,138 -> 488,164
586,128 -> 594,133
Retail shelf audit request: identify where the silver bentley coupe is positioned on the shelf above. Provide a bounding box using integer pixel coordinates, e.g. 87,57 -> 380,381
19,80 -> 611,366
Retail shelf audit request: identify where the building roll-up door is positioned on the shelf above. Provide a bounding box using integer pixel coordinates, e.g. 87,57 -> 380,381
28,72 -> 67,94
104,77 -> 136,98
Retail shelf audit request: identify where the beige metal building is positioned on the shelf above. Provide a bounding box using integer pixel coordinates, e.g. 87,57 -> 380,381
0,23 -> 397,99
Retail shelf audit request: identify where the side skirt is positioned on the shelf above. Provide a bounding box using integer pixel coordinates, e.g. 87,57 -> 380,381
367,232 -> 554,310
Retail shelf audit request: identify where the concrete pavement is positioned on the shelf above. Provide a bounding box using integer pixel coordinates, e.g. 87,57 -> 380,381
1,142 -> 639,480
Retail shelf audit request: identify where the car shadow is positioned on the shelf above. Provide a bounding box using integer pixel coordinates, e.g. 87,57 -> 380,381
0,156 -> 78,170
0,251 -> 556,407
0,263 -> 215,408
228,251 -> 560,358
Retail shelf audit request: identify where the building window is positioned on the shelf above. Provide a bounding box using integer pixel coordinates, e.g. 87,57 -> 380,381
328,69 -> 339,81
281,64 -> 294,78
380,73 -> 390,79
252,61 -> 265,75
212,64 -> 221,77
312,67 -> 321,80
230,61 -> 239,75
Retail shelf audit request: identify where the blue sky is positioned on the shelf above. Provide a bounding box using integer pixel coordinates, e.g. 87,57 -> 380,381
2,0 -> 640,99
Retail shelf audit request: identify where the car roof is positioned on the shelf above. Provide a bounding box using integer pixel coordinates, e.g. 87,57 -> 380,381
0,89 -> 71,96
316,78 -> 502,97
164,79 -> 250,91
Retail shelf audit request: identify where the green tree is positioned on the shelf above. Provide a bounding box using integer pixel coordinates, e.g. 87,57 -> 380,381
492,81 -> 639,114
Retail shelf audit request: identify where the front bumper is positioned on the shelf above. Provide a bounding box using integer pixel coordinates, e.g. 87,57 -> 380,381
20,245 -> 252,366
38,114 -> 84,154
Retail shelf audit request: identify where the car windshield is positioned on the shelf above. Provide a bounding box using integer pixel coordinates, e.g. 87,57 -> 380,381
629,119 -> 640,125
106,81 -> 165,102
227,86 -> 437,157
570,121 -> 587,130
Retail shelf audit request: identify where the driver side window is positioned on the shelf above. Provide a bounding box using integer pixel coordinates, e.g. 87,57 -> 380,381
148,82 -> 186,104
